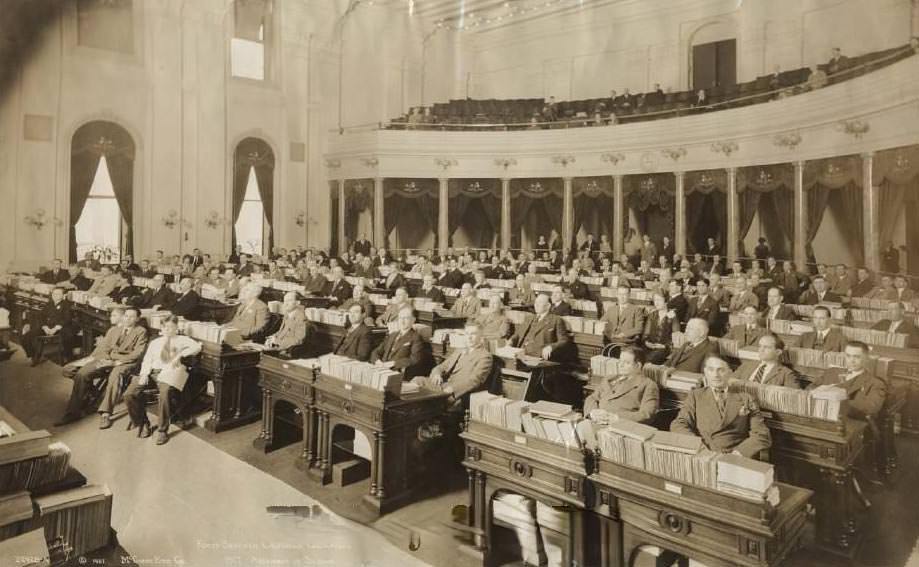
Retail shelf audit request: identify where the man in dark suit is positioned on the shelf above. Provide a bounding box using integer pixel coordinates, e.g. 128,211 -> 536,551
39,259 -> 70,284
508,294 -> 571,361
808,341 -> 887,421
732,333 -> 798,388
323,267 -> 353,306
137,260 -> 158,279
725,306 -> 767,348
850,268 -> 875,298
302,265 -> 328,295
438,260 -> 465,289
417,274 -> 447,304
169,278 -> 200,319
563,268 -> 589,300
353,235 -> 372,257
135,274 -> 176,310
671,355 -> 771,458
190,248 -> 205,268
549,286 -> 572,316
871,301 -> 919,348
370,307 -> 432,380
334,304 -> 374,361
762,287 -> 797,323
799,306 -> 846,352
665,318 -> 718,373
704,237 -> 721,257
579,234 -> 599,256
799,275 -> 842,305
67,265 -> 93,291
666,279 -> 689,325
371,248 -> 391,268
381,261 -> 406,291
23,287 -> 74,366
600,286 -> 646,353
687,278 -> 722,335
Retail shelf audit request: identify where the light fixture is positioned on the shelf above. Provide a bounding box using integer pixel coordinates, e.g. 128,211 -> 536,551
24,209 -> 62,230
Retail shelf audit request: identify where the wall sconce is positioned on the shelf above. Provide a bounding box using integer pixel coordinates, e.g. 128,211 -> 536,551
325,158 -> 342,169
204,210 -> 227,230
710,141 -> 739,157
434,158 -> 458,170
837,119 -> 870,140
295,211 -> 306,227
600,152 -> 625,165
551,155 -> 576,167
494,158 -> 517,170
162,209 -> 180,229
661,147 -> 687,162
24,209 -> 62,230
361,157 -> 379,168
773,131 -> 803,150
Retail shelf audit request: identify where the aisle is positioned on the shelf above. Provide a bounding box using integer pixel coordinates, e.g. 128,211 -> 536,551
0,350 -> 430,567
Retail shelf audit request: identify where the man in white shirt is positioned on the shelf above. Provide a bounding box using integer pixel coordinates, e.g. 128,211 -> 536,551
872,301 -> 919,347
763,287 -> 795,322
732,333 -> 798,387
122,315 -> 202,445
800,306 -> 846,352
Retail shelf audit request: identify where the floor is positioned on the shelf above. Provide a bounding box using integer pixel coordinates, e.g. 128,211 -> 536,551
2,347 -> 919,567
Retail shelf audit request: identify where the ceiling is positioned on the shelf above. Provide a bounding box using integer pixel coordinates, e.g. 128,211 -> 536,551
375,0 -> 608,32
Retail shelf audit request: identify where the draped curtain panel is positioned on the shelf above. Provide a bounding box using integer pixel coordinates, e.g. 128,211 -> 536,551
828,182 -> 865,265
509,178 -> 564,248
737,164 -> 794,259
344,179 -> 374,245
686,192 -> 726,253
232,137 -> 274,252
383,179 -> 438,250
447,179 -> 501,246
69,121 -> 135,263
875,146 -> 919,248
624,174 -> 675,241
572,176 -> 614,242
329,183 -> 340,256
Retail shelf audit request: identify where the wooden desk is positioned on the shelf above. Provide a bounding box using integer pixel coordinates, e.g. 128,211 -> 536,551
253,355 -> 316,470
417,310 -> 468,331
71,304 -> 110,353
198,342 -> 262,433
572,332 -> 604,370
310,373 -> 449,515
591,458 -> 811,567
460,419 -> 594,567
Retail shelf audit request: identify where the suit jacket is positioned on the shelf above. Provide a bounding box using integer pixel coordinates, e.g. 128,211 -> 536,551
452,296 -> 482,318
732,360 -> 798,388
550,301 -> 572,317
69,275 -> 93,291
667,294 -> 689,323
109,285 -> 139,305
417,286 -> 447,304
642,312 -> 679,346
724,324 -> 766,348
333,324 -> 373,361
370,328 -> 432,379
761,304 -> 797,322
476,312 -> 510,340
137,286 -> 175,310
101,325 -> 148,365
382,272 -> 406,291
508,287 -> 536,306
566,280 -> 589,300
584,374 -> 660,424
353,265 -> 378,280
509,313 -> 571,359
872,319 -> 919,348
376,301 -> 412,325
303,274 -> 328,295
665,338 -> 718,373
671,388 -> 771,458
640,242 -> 658,264
323,279 -> 353,305
729,290 -> 760,312
87,274 -> 119,297
687,295 -> 721,329
229,299 -> 270,338
39,269 -> 70,284
431,347 -> 494,399
809,368 -> 887,420
895,288 -> 915,303
600,303 -> 646,343
850,278 -> 875,298
799,328 -> 847,352
170,290 -> 200,319
273,308 -> 313,350
438,269 -> 465,290
353,239 -> 372,256
799,290 -> 843,305
340,297 -> 374,318
40,299 -> 72,330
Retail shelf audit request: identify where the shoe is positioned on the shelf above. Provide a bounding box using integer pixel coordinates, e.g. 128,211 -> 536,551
155,431 -> 168,445
138,422 -> 152,439
53,413 -> 81,427
126,420 -> 135,431
98,414 -> 112,430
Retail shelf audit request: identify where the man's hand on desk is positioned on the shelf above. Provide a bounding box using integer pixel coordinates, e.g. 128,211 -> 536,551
375,360 -> 396,369
645,342 -> 664,349
96,359 -> 115,367
541,346 -> 553,360
428,372 -> 443,387
589,409 -> 614,424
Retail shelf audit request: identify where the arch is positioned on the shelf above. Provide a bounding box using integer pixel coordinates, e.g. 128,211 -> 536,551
231,136 -> 276,254
69,120 -> 137,263
685,18 -> 739,90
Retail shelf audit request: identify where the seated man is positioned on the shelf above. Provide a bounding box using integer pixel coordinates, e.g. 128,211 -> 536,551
799,275 -> 842,305
370,307 -> 432,380
303,264 -> 328,295
476,296 -> 511,341
508,274 -> 535,306
135,274 -> 175,310
227,284 -> 269,340
807,341 -> 887,421
333,303 -> 373,361
548,286 -> 572,316
451,283 -> 482,319
86,265 -> 120,297
339,283 -> 374,319
109,273 -> 138,305
264,291 -> 312,352
412,322 -> 493,407
642,292 -> 679,365
762,286 -> 797,322
39,259 -> 70,284
872,301 -> 919,348
381,261 -> 405,291
23,287 -> 74,366
584,347 -> 659,425
728,277 -> 761,313
323,266 -> 352,306
375,287 -> 412,327
56,307 -> 148,427
170,277 -> 200,319
563,268 -> 589,300
508,294 -> 571,361
665,318 -> 717,373
732,333 -> 798,387
67,265 -> 93,291
122,315 -> 202,445
724,306 -> 767,347
671,355 -> 771,458
799,306 -> 846,352
417,274 -> 447,304
599,285 -> 645,354
687,278 -> 721,334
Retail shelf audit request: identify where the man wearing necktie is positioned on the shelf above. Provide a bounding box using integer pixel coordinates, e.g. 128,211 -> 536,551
664,318 -> 717,373
323,266 -> 352,306
762,287 -> 797,323
584,347 -> 659,424
452,283 -> 482,319
732,333 -> 798,388
370,307 -> 432,380
725,306 -> 766,347
412,323 -> 493,406
508,294 -> 570,361
871,301 -> 919,348
227,284 -> 269,339
671,355 -> 771,458
799,275 -> 842,305
600,285 -> 645,356
799,306 -> 846,352
333,304 -> 373,361
808,341 -> 887,420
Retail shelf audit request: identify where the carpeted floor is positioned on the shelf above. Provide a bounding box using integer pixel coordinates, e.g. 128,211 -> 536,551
2,346 -> 918,567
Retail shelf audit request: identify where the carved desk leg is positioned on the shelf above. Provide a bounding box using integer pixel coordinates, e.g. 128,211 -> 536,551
204,371 -> 223,432
370,431 -> 380,496
376,431 -> 387,500
253,388 -> 273,452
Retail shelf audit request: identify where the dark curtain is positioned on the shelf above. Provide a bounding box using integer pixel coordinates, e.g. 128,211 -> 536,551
68,153 -> 102,263
384,193 -> 438,250
253,161 -> 274,252
511,196 -> 536,247
878,179 -> 908,247
831,182 -> 865,265
448,194 -> 473,244
481,193 -> 502,244
383,195 -> 401,244
232,138 -> 274,253
330,185 -> 340,256
230,161 -> 250,251
344,183 -> 373,245
769,187 -> 795,251
106,153 -> 134,258
803,184 -> 831,262
573,194 -> 613,238
738,190 -> 761,254
685,193 -> 707,253
544,194 -> 564,242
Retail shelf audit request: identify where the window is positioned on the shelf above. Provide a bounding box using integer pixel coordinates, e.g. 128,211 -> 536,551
75,156 -> 123,264
76,0 -> 134,54
232,0 -> 272,80
235,166 -> 266,255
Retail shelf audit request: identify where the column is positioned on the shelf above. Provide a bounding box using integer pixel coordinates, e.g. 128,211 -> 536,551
613,175 -> 624,257
337,180 -> 346,255
674,172 -> 686,257
501,178 -> 511,250
438,178 -> 449,254
373,177 -> 385,248
562,177 -> 574,252
862,153 -> 880,272
793,161 -> 807,268
726,168 -> 739,263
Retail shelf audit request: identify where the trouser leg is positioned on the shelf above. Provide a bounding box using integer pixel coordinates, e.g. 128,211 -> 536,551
122,377 -> 147,426
98,364 -> 133,415
156,382 -> 173,432
63,361 -> 104,417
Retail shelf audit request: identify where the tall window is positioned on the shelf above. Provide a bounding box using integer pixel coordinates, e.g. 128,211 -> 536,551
232,0 -> 272,80
75,156 -> 123,263
235,166 -> 266,255
76,0 -> 134,54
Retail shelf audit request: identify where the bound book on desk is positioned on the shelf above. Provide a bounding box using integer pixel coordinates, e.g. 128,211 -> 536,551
665,370 -> 703,392
34,484 -> 112,558
0,491 -> 36,541
0,431 -> 50,467
650,431 -> 704,454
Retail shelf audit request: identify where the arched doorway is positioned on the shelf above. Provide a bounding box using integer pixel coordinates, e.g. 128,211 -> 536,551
69,121 -> 136,264
232,137 -> 275,255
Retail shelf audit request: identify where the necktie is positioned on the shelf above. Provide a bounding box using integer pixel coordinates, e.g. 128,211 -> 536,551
751,363 -> 767,383
817,331 -> 826,346
713,389 -> 727,417
446,351 -> 464,377
161,337 -> 174,364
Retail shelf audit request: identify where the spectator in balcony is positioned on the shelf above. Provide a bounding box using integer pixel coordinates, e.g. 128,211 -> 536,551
407,107 -> 423,129
599,235 -> 612,255
608,89 -> 617,109
527,114 -> 540,130
694,89 -> 707,106
754,237 -> 770,263
827,47 -> 850,75
882,241 -> 900,274
542,96 -> 558,123
615,88 -> 633,112
647,83 -> 664,106
806,65 -> 828,90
